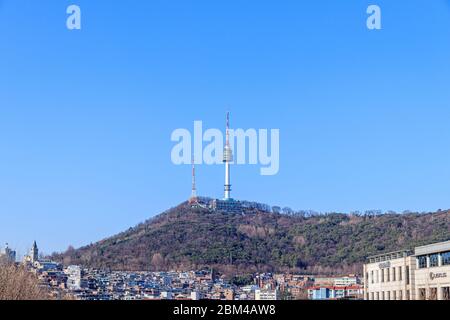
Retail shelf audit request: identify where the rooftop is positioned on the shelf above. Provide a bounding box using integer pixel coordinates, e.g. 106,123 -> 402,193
414,240 -> 450,256
366,250 -> 413,263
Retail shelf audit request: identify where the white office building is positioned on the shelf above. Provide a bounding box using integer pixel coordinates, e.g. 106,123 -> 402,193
364,240 -> 450,300
255,289 -> 278,301
65,265 -> 83,290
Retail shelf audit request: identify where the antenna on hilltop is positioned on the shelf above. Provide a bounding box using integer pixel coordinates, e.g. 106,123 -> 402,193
189,156 -> 198,205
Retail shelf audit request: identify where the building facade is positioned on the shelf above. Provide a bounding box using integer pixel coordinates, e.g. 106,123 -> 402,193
0,244 -> 16,264
414,241 -> 450,300
364,240 -> 450,300
334,276 -> 360,287
65,265 -> 83,290
255,289 -> 278,301
23,241 -> 39,265
308,285 -> 364,300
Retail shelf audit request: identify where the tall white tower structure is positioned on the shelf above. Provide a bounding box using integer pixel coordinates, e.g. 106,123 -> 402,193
223,112 -> 233,200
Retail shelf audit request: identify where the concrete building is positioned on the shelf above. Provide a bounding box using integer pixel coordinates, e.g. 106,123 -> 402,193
334,276 -> 360,287
308,285 -> 364,300
414,241 -> 450,300
190,291 -> 202,300
0,243 -> 16,263
255,289 -> 278,301
364,240 -> 450,300
364,250 -> 415,300
66,265 -> 83,290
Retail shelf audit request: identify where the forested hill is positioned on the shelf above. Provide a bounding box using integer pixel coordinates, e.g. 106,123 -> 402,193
53,202 -> 450,275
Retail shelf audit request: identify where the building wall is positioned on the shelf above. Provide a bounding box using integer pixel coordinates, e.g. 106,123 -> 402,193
364,240 -> 450,301
415,265 -> 450,300
255,289 -> 278,301
413,241 -> 450,300
364,256 -> 415,300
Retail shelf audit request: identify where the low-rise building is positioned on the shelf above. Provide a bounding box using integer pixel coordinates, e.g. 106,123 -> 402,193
0,244 -> 16,264
65,265 -> 83,290
414,241 -> 450,300
364,250 -> 415,300
364,240 -> 450,300
334,275 -> 360,287
255,289 -> 278,301
307,285 -> 364,300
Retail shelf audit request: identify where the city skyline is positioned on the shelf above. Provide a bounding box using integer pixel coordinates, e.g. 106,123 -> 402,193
1,0 -> 450,254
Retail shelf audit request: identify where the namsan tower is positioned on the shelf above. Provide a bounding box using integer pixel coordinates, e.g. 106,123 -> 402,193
223,112 -> 233,200
211,112 -> 241,213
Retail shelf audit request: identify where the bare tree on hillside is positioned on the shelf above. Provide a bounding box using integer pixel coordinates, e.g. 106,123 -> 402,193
0,263 -> 49,300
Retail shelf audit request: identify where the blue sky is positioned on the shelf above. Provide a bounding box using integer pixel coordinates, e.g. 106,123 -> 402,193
1,0 -> 450,255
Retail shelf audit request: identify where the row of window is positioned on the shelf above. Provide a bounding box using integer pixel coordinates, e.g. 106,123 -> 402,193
417,287 -> 450,300
367,290 -> 410,301
368,266 -> 410,284
367,287 -> 450,300
417,251 -> 450,269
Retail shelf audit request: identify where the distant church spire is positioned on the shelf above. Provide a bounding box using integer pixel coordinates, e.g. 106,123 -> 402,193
31,241 -> 39,263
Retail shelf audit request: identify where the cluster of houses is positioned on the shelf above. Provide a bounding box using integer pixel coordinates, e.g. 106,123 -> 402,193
1,241 -> 364,300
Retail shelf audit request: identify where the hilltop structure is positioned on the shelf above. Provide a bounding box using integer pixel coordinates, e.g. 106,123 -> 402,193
189,156 -> 198,205
212,112 -> 242,213
223,111 -> 233,201
189,112 -> 243,213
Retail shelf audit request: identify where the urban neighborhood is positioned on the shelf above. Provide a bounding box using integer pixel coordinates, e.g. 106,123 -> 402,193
2,239 -> 449,300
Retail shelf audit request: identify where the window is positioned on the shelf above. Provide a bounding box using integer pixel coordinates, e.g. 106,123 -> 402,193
419,288 -> 426,300
442,252 -> 450,266
418,255 -> 427,269
392,267 -> 396,281
376,270 -> 379,283
376,292 -> 379,300
429,288 -> 438,300
386,268 -> 390,282
399,290 -> 403,300
371,271 -> 374,284
393,291 -> 397,300
406,290 -> 410,300
399,266 -> 402,281
381,269 -> 384,282
429,254 -> 439,267
406,266 -> 410,285
443,287 -> 450,301
387,291 -> 391,300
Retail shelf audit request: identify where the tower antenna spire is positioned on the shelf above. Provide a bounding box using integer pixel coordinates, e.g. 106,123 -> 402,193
226,111 -> 230,145
189,155 -> 198,204
223,111 -> 233,200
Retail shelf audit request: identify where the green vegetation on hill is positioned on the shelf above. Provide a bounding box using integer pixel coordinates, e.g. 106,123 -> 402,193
53,203 -> 450,275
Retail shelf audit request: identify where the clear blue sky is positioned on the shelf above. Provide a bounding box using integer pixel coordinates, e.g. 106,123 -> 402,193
1,0 -> 450,255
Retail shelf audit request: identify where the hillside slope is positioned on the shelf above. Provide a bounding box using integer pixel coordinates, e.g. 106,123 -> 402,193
53,203 -> 450,274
